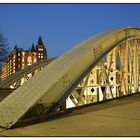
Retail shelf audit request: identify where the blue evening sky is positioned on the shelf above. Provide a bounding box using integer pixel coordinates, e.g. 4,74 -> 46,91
0,4 -> 140,57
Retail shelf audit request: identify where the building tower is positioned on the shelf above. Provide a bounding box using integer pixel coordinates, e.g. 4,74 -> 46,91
36,36 -> 47,61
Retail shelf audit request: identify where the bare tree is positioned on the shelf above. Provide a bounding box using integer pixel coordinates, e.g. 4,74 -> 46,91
0,32 -> 9,69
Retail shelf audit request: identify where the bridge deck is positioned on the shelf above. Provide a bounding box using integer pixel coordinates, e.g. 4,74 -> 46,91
0,93 -> 140,136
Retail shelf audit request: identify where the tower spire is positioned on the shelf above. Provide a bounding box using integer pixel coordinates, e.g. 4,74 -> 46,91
31,43 -> 36,52
38,36 -> 43,45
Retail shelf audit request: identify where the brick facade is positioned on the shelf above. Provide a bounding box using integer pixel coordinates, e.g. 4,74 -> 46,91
1,36 -> 47,80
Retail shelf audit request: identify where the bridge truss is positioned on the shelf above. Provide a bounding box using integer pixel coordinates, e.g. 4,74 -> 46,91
0,27 -> 139,128
68,38 -> 140,107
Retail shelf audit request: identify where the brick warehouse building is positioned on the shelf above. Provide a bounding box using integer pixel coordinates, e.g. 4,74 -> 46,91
1,36 -> 47,80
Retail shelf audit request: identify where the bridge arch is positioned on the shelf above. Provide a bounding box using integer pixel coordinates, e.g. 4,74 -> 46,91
0,27 -> 139,128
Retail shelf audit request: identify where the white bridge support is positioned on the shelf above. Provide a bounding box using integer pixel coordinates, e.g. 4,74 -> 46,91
0,27 -> 139,128
133,39 -> 139,92
138,41 -> 140,91
106,48 -> 117,98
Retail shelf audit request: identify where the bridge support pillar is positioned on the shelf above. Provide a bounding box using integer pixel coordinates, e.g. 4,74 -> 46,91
106,48 -> 117,98
133,39 -> 139,92
118,42 -> 129,95
128,39 -> 139,93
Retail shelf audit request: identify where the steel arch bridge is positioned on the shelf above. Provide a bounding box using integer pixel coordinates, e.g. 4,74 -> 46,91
0,27 -> 139,129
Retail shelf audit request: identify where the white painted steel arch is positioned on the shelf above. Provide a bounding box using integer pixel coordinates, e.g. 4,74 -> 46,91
0,27 -> 140,128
